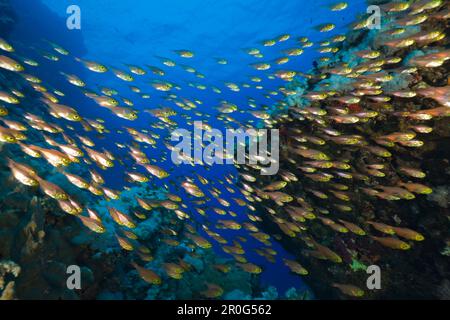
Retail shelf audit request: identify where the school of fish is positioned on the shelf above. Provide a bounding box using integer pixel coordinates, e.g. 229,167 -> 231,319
0,0 -> 449,299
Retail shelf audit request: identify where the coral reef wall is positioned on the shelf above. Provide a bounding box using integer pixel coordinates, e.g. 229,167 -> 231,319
241,0 -> 450,299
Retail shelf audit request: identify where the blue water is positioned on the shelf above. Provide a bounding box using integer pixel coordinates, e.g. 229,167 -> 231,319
10,0 -> 369,296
